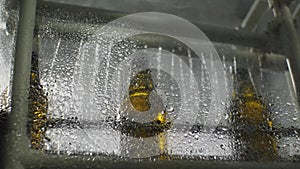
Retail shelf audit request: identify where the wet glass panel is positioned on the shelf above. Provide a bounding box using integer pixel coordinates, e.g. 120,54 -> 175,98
0,0 -> 18,134
28,1 -> 300,163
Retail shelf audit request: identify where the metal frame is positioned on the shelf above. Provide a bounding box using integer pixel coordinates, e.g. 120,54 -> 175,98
4,0 -> 37,168
269,0 -> 300,101
3,0 -> 300,168
241,0 -> 269,31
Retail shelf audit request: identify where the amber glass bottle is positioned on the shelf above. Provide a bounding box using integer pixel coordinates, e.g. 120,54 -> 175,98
230,68 -> 278,161
114,69 -> 171,138
111,68 -> 171,159
28,51 -> 48,149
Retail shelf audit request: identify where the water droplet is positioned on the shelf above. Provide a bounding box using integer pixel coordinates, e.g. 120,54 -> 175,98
224,113 -> 229,119
166,106 -> 174,112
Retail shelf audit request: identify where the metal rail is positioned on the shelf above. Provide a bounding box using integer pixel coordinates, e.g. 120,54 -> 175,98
4,0 -> 37,168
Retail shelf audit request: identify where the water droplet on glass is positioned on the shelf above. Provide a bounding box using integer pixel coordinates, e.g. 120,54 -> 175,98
166,106 -> 174,112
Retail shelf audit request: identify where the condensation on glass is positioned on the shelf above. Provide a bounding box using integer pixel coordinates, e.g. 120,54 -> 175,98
0,0 -> 18,127
27,2 -> 300,162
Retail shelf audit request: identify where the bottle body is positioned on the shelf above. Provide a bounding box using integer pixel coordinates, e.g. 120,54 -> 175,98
29,51 -> 48,149
230,68 -> 277,161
